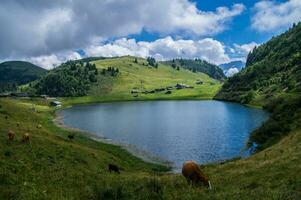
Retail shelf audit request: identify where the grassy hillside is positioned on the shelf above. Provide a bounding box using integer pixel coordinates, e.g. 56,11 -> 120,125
0,98 -> 168,199
215,23 -> 301,150
54,56 -> 221,105
163,58 -> 225,80
0,61 -> 46,92
1,97 -> 300,199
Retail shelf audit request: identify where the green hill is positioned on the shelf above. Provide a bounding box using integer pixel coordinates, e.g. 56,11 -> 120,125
32,56 -> 221,104
215,22 -> 301,150
163,59 -> 225,80
0,61 -> 47,92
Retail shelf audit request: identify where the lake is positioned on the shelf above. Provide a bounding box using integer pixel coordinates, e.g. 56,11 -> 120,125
58,100 -> 268,168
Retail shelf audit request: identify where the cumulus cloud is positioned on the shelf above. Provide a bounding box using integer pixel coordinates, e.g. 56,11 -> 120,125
234,42 -> 258,55
28,51 -> 82,69
252,0 -> 301,32
85,37 -> 231,65
225,67 -> 239,77
0,0 -> 244,59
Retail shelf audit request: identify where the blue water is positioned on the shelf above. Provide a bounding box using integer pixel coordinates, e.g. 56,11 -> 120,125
59,100 -> 268,167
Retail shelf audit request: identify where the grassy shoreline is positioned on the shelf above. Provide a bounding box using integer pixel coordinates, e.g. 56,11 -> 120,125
54,106 -> 173,167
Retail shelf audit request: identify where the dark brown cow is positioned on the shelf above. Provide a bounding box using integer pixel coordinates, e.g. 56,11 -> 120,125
8,130 -> 15,141
67,134 -> 75,141
108,164 -> 120,174
22,133 -> 30,142
182,161 -> 211,189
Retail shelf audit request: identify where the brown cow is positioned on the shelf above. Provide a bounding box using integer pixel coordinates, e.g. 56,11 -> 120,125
182,161 -> 211,189
8,130 -> 15,141
22,133 -> 30,142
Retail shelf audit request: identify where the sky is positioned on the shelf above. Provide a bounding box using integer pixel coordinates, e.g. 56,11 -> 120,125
0,0 -> 301,69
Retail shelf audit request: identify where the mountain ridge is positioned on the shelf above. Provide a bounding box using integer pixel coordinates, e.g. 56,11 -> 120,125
0,61 -> 46,92
163,58 -> 225,80
215,22 -> 301,150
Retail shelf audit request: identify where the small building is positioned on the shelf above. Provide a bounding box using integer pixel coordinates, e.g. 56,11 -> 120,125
196,80 -> 203,85
50,101 -> 62,107
40,95 -> 48,99
131,89 -> 139,94
166,86 -> 173,90
175,83 -> 194,89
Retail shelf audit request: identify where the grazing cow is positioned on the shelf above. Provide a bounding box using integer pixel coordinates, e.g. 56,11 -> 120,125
37,124 -> 42,129
67,134 -> 75,141
8,130 -> 15,141
108,164 -> 120,174
5,116 -> 8,120
182,161 -> 211,189
22,133 -> 30,142
17,122 -> 20,127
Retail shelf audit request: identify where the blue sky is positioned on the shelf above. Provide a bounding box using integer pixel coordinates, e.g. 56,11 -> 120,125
196,0 -> 288,44
132,0 -> 287,45
0,0 -> 300,68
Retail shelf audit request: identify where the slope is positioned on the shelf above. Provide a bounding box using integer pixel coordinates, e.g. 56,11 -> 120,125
215,22 -> 301,150
0,61 -> 47,92
57,56 -> 221,105
163,58 -> 225,80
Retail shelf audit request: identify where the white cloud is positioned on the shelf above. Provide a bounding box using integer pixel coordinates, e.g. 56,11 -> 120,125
85,37 -> 231,65
29,55 -> 61,70
0,0 -> 244,58
16,38 -> 258,69
225,67 -> 239,77
252,0 -> 301,32
234,42 -> 258,55
28,52 -> 82,69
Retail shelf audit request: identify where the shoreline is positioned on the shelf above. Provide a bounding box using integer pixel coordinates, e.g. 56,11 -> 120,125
59,94 -> 218,107
54,109 -> 174,169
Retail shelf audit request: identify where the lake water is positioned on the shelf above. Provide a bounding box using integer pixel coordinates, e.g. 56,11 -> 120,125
59,100 -> 268,168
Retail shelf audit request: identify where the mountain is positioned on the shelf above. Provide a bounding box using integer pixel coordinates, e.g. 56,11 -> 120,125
0,61 -> 47,92
220,60 -> 245,77
32,56 -> 221,101
220,60 -> 245,71
215,22 -> 301,150
163,59 -> 225,80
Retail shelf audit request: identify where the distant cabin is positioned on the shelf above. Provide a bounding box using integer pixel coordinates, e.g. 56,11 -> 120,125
175,83 -> 194,89
50,101 -> 62,107
131,89 -> 139,94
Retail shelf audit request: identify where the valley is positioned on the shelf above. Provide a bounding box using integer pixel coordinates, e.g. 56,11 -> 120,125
1,21 -> 301,200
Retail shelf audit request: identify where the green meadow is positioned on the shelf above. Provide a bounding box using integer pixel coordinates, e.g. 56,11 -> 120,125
61,56 -> 221,106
